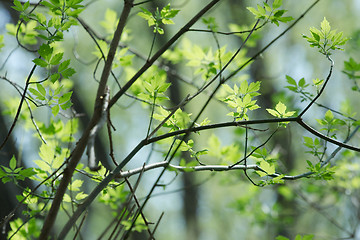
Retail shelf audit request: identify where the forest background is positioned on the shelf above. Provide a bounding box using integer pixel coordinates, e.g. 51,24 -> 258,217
0,0 -> 360,239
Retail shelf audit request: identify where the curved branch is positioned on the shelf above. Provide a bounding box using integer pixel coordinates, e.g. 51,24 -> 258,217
299,55 -> 334,117
297,118 -> 360,152
0,62 -> 37,150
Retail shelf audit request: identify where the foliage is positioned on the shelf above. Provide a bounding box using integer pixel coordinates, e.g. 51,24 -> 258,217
0,0 -> 359,239
303,17 -> 349,56
247,0 -> 293,26
138,4 -> 179,34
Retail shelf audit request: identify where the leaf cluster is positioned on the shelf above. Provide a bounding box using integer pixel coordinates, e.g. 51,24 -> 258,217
207,134 -> 243,165
137,4 -> 180,34
266,101 -> 296,127
11,0 -> 84,43
285,75 -> 325,102
0,156 -> 36,184
343,57 -> 360,92
6,20 -> 39,45
303,17 -> 348,55
247,0 -> 293,26
306,160 -> 337,180
316,110 -> 346,139
222,80 -> 261,120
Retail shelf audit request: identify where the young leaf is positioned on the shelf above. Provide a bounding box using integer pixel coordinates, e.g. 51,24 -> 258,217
58,92 -> 72,105
36,83 -> 46,97
273,0 -> 283,9
10,156 -> 17,170
50,52 -> 63,65
58,59 -> 71,72
32,58 -> 48,67
38,44 -> 53,61
52,105 -> 60,116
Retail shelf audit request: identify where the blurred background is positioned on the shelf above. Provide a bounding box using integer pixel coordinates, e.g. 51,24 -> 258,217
1,0 -> 360,239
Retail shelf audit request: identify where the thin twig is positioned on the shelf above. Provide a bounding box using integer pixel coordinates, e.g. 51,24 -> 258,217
299,55 -> 334,117
0,62 -> 38,150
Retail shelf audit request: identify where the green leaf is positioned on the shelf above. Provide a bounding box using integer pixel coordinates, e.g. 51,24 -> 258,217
61,67 -> 76,79
263,3 -> 271,12
32,58 -> 48,67
303,137 -> 314,147
298,78 -> 306,87
275,102 -> 286,115
295,235 -> 302,240
0,35 -> 4,51
36,83 -> 46,97
278,16 -> 293,23
12,0 -> 24,11
10,156 -> 17,170
259,160 -> 275,175
247,7 -> 260,18
28,87 -> 45,101
274,10 -> 285,18
52,105 -> 60,116
320,17 -> 331,35
19,168 -> 36,178
302,234 -> 314,240
50,52 -> 63,65
276,234 -> 289,239
58,59 -> 70,72
38,44 -> 53,61
75,192 -> 88,201
324,110 -> 334,122
58,92 -> 72,104
285,75 -> 297,86
310,30 -> 320,41
50,73 -> 60,83
266,108 -> 279,117
239,80 -> 248,95
257,4 -> 266,15
273,0 -> 283,9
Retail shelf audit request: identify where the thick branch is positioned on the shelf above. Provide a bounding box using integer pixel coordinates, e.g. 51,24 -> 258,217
95,0 -> 134,100
39,1 -> 134,239
297,118 -> 360,152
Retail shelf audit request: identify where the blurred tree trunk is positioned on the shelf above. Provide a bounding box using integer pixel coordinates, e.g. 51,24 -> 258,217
229,0 -> 297,238
148,2 -> 200,238
251,58 -> 297,238
0,5 -> 29,239
0,106 -> 25,239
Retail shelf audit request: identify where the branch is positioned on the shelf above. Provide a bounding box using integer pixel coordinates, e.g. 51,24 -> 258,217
58,113 -> 360,238
147,117 -> 291,143
58,2 -> 222,237
0,62 -> 37,150
224,0 -> 321,82
297,118 -> 360,152
108,0 -> 221,108
299,55 -> 334,117
0,75 -> 46,144
39,1 -> 135,239
119,161 -> 265,178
